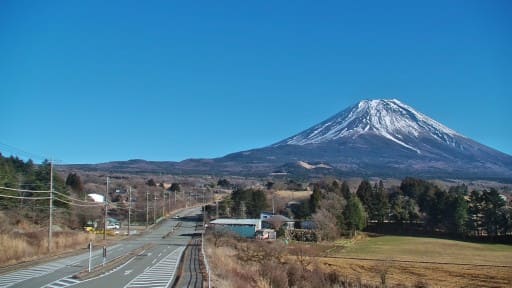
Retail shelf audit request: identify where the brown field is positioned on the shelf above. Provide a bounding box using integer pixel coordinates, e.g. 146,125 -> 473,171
274,190 -> 312,201
320,235 -> 512,287
205,233 -> 512,288
0,230 -> 94,267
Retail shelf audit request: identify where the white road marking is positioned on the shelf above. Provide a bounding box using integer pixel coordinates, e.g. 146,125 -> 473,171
124,269 -> 133,276
0,246 -> 120,288
124,247 -> 185,288
41,276 -> 81,288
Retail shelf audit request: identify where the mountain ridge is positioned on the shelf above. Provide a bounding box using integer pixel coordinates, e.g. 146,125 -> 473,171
61,99 -> 512,180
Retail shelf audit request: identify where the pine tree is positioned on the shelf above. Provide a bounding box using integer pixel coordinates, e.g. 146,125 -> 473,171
356,180 -> 373,212
340,181 -> 351,200
309,185 -> 322,213
343,195 -> 367,237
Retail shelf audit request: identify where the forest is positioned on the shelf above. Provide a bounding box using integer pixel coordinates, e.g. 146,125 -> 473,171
211,176 -> 512,242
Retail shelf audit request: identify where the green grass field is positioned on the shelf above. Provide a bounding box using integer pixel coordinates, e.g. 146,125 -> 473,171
336,235 -> 512,266
320,235 -> 512,287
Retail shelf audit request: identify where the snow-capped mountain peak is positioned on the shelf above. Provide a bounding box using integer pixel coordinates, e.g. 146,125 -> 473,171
275,99 -> 463,153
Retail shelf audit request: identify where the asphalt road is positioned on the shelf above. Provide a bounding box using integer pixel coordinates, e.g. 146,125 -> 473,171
0,206 -> 203,288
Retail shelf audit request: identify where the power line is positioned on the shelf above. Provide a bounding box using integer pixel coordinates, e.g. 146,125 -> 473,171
0,186 -> 50,193
52,190 -> 101,204
0,142 -> 52,162
53,197 -> 103,207
0,194 -> 51,200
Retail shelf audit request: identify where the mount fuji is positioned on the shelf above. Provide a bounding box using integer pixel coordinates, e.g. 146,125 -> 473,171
206,99 -> 512,179
68,99 -> 512,180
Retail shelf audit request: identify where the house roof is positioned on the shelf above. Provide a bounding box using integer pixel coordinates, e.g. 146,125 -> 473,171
263,215 -> 293,222
210,218 -> 261,226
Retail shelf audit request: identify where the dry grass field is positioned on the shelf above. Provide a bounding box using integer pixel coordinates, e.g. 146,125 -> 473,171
320,235 -> 512,287
0,230 -> 94,266
274,190 -> 312,201
205,233 -> 512,287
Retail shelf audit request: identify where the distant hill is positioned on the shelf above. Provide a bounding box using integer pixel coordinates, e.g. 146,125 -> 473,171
62,99 -> 512,181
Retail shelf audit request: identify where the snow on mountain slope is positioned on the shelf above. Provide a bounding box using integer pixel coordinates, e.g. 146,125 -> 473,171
67,99 -> 512,180
275,99 -> 464,154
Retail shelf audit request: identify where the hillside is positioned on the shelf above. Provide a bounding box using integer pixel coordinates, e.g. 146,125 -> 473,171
62,100 -> 512,181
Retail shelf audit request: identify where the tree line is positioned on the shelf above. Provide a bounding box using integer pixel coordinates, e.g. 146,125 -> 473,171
297,177 -> 512,241
0,154 -> 75,226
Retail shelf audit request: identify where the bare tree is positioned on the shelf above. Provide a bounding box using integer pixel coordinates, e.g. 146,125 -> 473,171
312,208 -> 340,241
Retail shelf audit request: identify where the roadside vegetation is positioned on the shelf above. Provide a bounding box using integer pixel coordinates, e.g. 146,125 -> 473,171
0,153 -> 203,266
204,232 -> 386,288
0,210 -> 94,266
205,177 -> 512,287
204,232 -> 512,287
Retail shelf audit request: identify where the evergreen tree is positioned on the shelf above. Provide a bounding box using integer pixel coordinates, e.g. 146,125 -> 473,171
146,178 -> 157,187
65,172 -> 84,198
331,180 -> 340,194
373,181 -> 389,223
356,180 -> 373,210
309,185 -> 322,213
343,195 -> 366,237
481,188 -> 507,236
290,201 -> 310,219
231,188 -> 268,218
450,193 -> 469,234
467,190 -> 484,236
217,178 -> 232,188
340,181 -> 351,200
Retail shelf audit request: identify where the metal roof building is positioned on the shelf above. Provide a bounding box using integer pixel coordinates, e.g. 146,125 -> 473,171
210,218 -> 262,238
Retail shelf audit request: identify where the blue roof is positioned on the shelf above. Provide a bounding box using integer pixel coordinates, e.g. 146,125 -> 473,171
210,219 -> 260,226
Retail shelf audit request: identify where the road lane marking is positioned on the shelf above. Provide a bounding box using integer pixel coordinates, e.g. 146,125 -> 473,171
124,247 -> 185,288
0,246 -> 120,288
42,276 -> 81,288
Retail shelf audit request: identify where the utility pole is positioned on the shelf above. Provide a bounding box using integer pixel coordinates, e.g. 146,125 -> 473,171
48,160 -> 53,253
272,191 -> 275,215
104,176 -> 109,241
203,189 -> 206,226
128,186 -> 131,236
18,181 -> 22,209
162,192 -> 165,218
168,191 -> 171,215
153,192 -> 156,224
145,191 -> 149,229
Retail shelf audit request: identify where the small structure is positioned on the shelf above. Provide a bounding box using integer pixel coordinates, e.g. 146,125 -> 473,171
262,215 -> 295,230
260,211 -> 273,220
210,218 -> 262,238
88,193 -> 104,203
255,229 -> 276,240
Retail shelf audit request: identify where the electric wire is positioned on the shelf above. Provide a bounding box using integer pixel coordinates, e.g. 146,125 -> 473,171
0,194 -> 51,200
52,190 -> 102,204
53,197 -> 103,207
0,186 -> 50,193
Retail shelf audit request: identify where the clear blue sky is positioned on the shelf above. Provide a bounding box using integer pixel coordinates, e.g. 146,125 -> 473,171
1,0 -> 511,164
